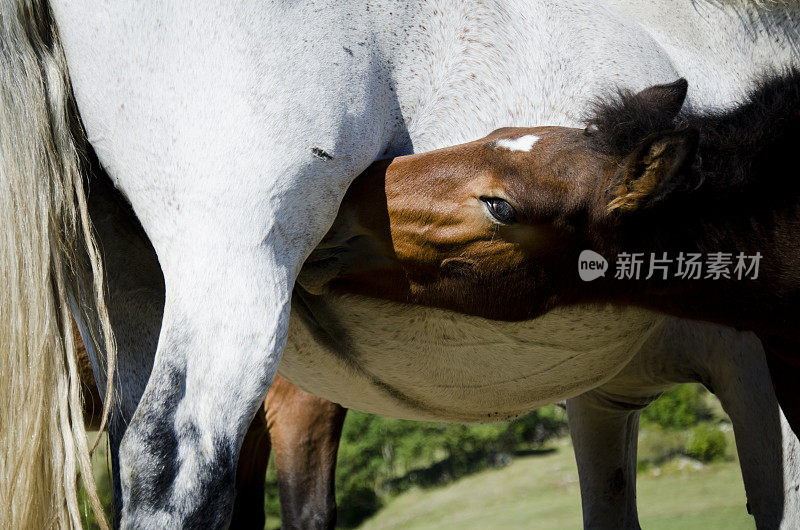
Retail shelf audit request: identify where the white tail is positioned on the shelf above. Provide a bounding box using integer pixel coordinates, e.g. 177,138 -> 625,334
1,1 -> 115,528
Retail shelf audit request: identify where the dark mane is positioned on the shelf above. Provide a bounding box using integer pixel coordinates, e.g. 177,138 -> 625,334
684,68 -> 800,191
584,87 -> 681,157
586,68 -> 800,193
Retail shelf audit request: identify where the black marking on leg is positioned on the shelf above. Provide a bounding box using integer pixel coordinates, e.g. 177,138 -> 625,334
609,467 -> 626,496
126,363 -> 185,512
182,441 -> 237,528
109,420 -> 125,528
123,320 -> 241,527
311,147 -> 334,160
124,320 -> 194,514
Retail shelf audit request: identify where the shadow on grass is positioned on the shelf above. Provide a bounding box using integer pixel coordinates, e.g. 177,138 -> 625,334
514,448 -> 557,458
386,446 -> 558,493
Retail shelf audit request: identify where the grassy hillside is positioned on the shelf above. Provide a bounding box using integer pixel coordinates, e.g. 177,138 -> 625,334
357,438 -> 754,530
82,384 -> 752,529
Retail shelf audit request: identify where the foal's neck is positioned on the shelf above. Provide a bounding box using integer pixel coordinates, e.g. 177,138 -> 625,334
689,75 -> 800,197
591,74 -> 800,336
646,69 -> 800,248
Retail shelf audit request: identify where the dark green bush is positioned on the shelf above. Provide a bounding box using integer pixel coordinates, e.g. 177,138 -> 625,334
687,423 -> 728,463
336,487 -> 381,528
333,405 -> 567,527
640,384 -> 706,430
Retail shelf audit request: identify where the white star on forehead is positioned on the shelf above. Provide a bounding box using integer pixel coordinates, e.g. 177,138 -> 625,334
495,134 -> 540,152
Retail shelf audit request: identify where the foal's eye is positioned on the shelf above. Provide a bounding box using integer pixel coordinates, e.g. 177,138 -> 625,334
480,196 -> 517,224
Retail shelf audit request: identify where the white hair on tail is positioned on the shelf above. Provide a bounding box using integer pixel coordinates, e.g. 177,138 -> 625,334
0,0 -> 115,528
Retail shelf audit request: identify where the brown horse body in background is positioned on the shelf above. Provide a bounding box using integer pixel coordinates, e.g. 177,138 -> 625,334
77,327 -> 346,529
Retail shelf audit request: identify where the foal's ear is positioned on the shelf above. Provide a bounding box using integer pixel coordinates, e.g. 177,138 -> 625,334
634,78 -> 688,119
607,128 -> 700,213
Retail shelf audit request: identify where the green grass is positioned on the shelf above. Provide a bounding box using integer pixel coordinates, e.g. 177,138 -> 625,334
357,438 -> 754,530
84,432 -> 752,530
81,385 -> 751,529
79,432 -> 114,530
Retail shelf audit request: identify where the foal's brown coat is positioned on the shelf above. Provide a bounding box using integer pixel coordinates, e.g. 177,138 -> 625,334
303,73 -> 800,434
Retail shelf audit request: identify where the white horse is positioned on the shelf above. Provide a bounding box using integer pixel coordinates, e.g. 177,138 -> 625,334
2,0 -> 799,528
83,147 -> 800,529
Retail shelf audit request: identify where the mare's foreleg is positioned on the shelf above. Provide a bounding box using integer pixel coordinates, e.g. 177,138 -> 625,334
591,319 -> 800,529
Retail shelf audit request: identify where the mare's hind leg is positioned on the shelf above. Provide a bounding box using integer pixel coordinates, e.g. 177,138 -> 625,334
61,15 -> 399,523
84,171 -> 289,528
112,97 -> 394,529
84,169 -> 350,529
266,376 -> 348,530
115,224 -> 296,528
76,171 -> 166,524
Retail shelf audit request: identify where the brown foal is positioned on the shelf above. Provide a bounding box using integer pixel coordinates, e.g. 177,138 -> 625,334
76,326 -> 346,529
301,71 -> 800,434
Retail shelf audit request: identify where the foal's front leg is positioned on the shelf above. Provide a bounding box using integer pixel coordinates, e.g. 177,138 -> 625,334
265,376 -> 348,530
230,405 -> 271,530
230,375 -> 347,530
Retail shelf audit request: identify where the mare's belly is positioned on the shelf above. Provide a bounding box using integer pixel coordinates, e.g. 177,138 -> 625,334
278,293 -> 662,422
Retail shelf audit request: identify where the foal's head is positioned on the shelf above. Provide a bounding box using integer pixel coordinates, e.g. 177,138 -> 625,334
300,79 -> 699,320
